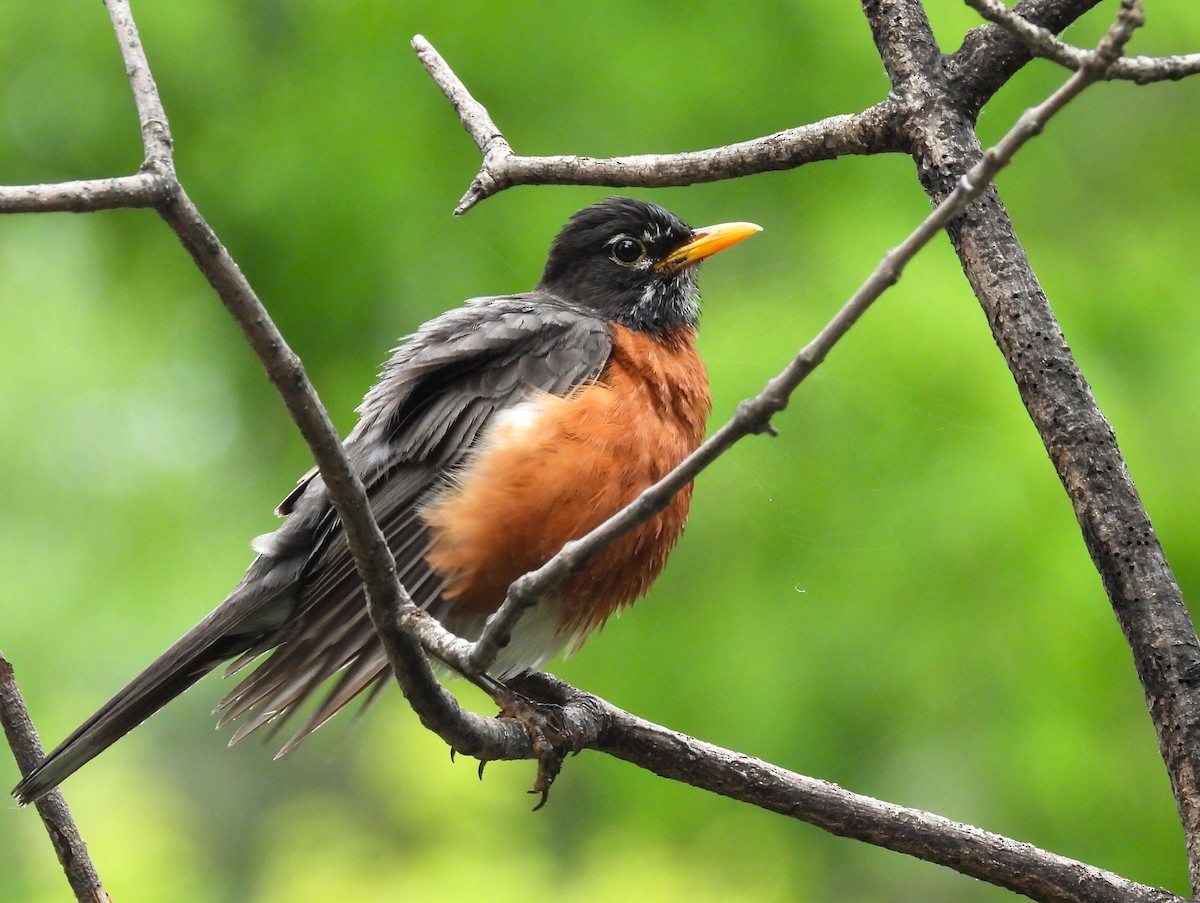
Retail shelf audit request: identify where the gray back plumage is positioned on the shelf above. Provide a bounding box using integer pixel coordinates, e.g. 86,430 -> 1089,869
218,294 -> 614,745
14,293 -> 613,802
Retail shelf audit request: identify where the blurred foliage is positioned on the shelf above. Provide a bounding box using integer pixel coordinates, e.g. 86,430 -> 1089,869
1,2 -> 1198,901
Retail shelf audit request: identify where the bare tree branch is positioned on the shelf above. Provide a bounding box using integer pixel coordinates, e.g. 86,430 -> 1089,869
964,0 -> 1200,83
559,674 -> 1187,903
0,654 -> 110,903
152,183 -> 532,759
104,0 -> 172,161
412,35 -> 902,215
947,0 -> 1104,113
0,1 -> 576,783
0,174 -> 170,213
99,0 -> 534,776
867,0 -> 1200,891
3,0 -> 1195,900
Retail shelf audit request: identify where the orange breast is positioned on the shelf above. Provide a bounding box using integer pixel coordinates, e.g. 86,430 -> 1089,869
421,324 -> 711,638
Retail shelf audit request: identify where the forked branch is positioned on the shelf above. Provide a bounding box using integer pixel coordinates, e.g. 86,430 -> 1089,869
1,1 -> 1194,902
411,34 -> 902,214
964,0 -> 1200,83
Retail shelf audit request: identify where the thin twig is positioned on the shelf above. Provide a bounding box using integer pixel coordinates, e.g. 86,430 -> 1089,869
0,174 -> 170,213
411,35 -> 900,215
0,654 -> 110,903
947,0 -> 1105,117
466,0 -> 1144,675
964,0 -> 1200,83
98,0 -> 527,764
153,183 -> 526,757
410,33 -> 510,161
104,0 -> 172,161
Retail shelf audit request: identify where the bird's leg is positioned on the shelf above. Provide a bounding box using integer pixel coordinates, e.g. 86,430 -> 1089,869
468,671 -> 583,810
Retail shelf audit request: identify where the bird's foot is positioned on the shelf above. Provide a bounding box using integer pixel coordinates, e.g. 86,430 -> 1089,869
477,676 -> 583,810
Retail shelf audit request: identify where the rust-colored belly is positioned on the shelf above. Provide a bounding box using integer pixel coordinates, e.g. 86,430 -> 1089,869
421,325 -> 710,637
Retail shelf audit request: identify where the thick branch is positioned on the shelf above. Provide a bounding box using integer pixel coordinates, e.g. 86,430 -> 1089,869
955,184 -> 1200,888
412,35 -> 901,215
1,655 -> 109,903
868,0 -> 1200,891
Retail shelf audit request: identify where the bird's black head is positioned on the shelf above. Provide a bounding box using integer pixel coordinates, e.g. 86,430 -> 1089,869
536,197 -> 760,335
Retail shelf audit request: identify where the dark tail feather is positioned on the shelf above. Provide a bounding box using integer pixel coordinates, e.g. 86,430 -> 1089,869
11,577 -> 290,805
12,651 -> 222,804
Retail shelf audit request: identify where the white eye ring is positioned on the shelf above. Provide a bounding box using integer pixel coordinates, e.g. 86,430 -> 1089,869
610,235 -> 646,266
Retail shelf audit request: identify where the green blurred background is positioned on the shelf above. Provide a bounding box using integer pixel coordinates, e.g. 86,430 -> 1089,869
2,2 -> 1198,901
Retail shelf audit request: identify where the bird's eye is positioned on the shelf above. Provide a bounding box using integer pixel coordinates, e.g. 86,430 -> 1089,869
610,236 -> 646,265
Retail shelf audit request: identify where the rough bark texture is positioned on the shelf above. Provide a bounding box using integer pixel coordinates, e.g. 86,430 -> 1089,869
3,1 -> 1199,901
864,0 -> 1200,888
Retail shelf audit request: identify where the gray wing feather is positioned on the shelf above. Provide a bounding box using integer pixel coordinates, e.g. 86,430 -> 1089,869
219,298 -> 612,745
14,294 -> 611,804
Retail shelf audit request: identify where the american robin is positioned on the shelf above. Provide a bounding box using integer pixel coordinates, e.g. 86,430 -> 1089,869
13,196 -> 760,804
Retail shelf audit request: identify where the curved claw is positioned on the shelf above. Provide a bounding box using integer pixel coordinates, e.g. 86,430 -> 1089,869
480,678 -> 583,810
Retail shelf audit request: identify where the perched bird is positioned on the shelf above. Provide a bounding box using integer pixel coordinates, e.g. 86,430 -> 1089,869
13,197 -> 760,804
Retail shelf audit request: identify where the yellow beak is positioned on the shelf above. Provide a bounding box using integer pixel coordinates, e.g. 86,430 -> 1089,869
656,221 -> 762,271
